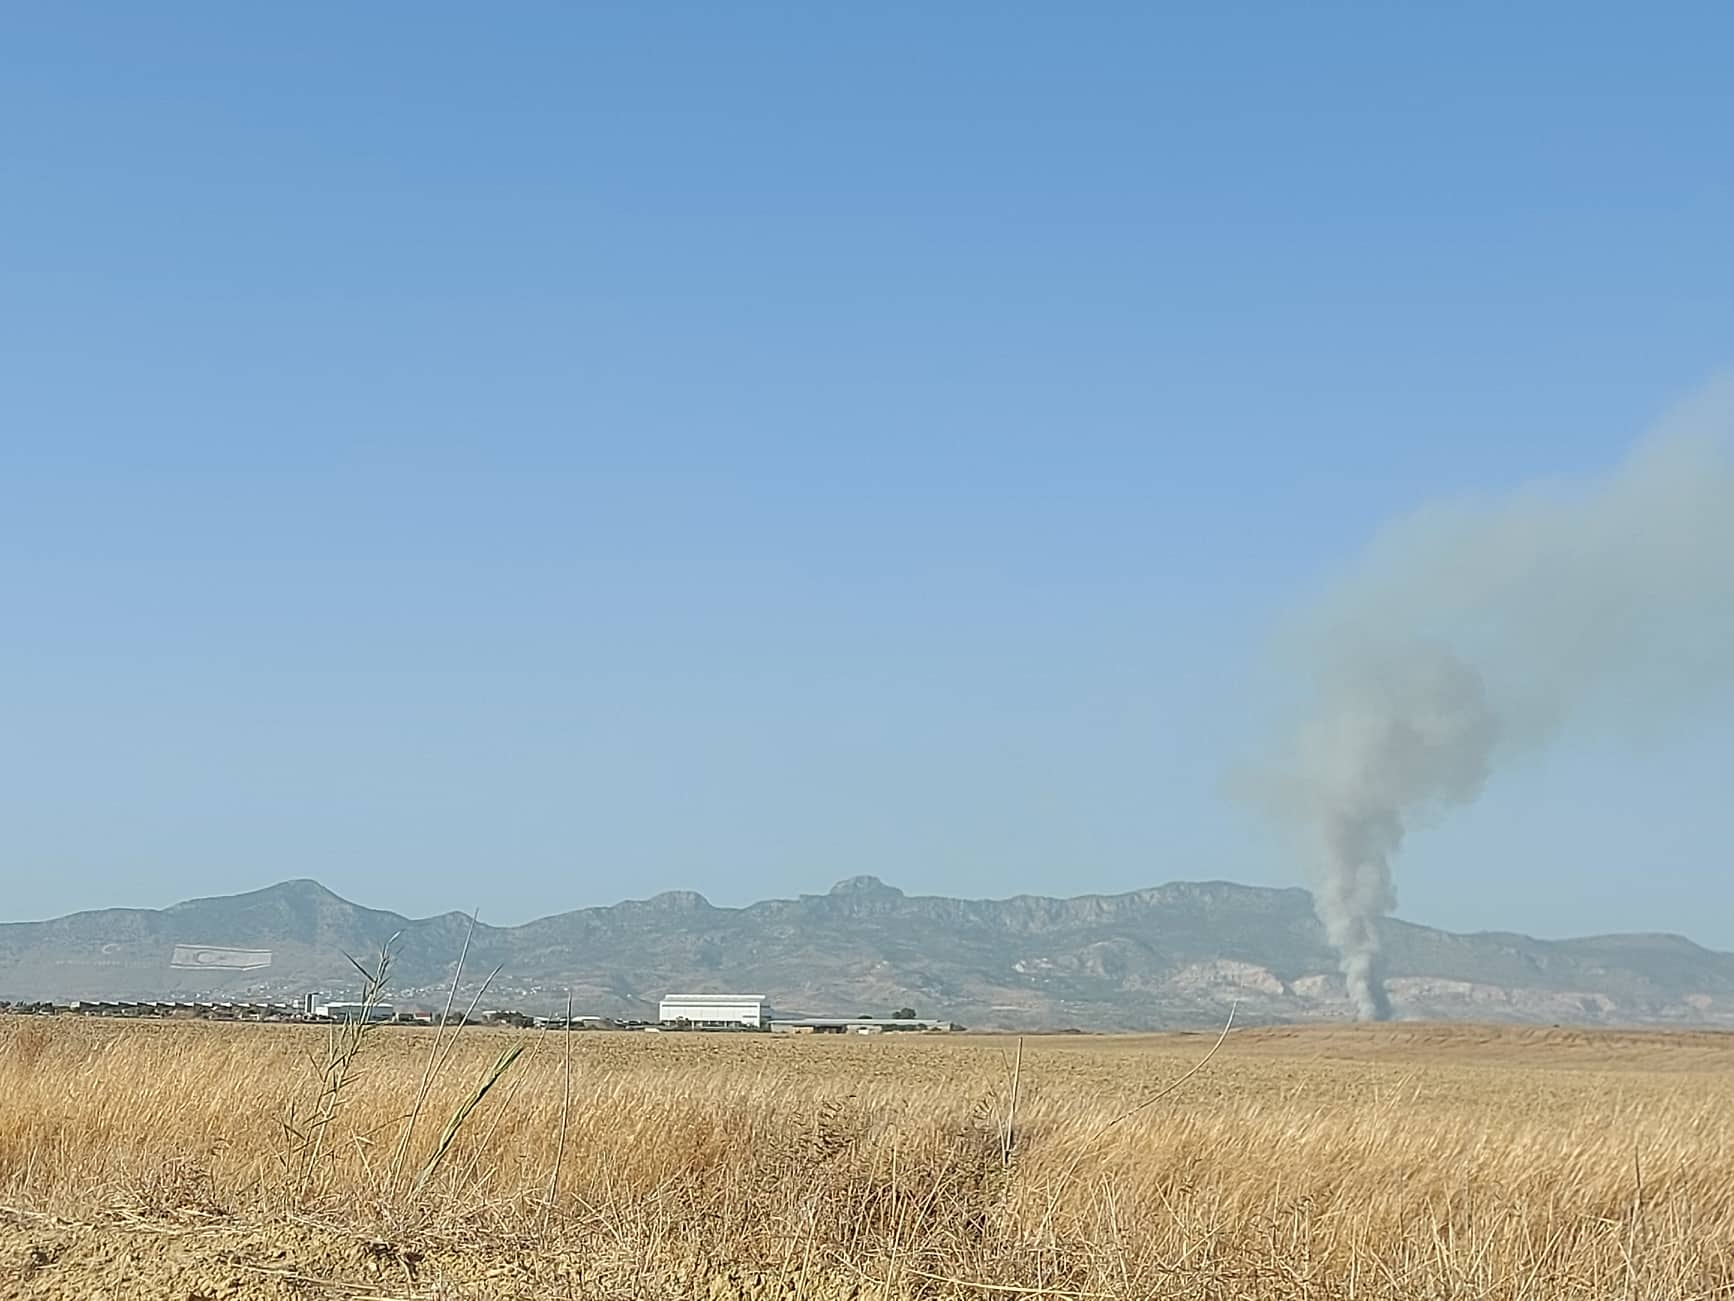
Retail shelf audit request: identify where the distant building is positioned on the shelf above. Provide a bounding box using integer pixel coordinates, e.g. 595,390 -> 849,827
312,1000 -> 394,1023
58,999 -> 297,1022
658,993 -> 770,1028
769,1016 -> 960,1034
531,1014 -> 611,1030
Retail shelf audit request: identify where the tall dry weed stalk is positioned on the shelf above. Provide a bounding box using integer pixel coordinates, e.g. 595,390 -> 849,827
280,941 -> 396,1204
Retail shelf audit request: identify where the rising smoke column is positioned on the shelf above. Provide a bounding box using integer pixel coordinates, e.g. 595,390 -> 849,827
1263,381 -> 1734,1020
1291,648 -> 1499,1019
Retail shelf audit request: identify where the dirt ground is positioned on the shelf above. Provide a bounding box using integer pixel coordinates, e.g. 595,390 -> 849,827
3,1212 -> 444,1301
1,1209 -> 889,1301
0,1211 -> 623,1301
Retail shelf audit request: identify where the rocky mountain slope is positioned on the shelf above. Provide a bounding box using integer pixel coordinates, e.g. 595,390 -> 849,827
4,876 -> 1733,1028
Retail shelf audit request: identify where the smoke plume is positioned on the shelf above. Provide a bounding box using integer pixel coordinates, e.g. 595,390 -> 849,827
1261,380 -> 1734,1019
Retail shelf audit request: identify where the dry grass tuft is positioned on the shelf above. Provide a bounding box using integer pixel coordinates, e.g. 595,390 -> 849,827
4,1016 -> 1734,1298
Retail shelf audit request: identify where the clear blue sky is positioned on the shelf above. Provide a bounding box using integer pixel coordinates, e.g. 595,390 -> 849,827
4,5 -> 1732,943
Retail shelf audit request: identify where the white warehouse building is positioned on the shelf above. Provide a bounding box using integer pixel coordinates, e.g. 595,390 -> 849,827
658,993 -> 770,1028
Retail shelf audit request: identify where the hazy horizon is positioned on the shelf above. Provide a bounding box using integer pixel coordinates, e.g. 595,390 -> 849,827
6,7 -> 1732,946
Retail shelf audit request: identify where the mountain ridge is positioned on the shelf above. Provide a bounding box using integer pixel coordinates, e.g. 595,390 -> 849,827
4,876 -> 1733,1029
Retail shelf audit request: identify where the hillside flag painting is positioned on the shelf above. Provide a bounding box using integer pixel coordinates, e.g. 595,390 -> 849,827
169,946 -> 273,971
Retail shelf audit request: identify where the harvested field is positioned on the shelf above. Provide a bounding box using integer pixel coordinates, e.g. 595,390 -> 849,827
3,1016 -> 1733,1299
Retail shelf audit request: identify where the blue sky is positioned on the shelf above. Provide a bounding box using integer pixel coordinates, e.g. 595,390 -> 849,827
4,5 -> 1731,943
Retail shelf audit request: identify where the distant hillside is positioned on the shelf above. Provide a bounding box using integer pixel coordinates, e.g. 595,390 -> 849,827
4,875 -> 1733,1029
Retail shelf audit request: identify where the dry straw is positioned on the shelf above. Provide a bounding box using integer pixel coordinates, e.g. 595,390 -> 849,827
5,1010 -> 1734,1299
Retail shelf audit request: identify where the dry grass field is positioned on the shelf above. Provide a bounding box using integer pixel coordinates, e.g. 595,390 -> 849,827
4,1015 -> 1734,1300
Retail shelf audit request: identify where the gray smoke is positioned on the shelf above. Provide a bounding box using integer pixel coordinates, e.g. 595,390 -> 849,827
1260,380 -> 1734,1019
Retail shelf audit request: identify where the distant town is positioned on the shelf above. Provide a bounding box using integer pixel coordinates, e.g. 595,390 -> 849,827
0,991 -> 964,1034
